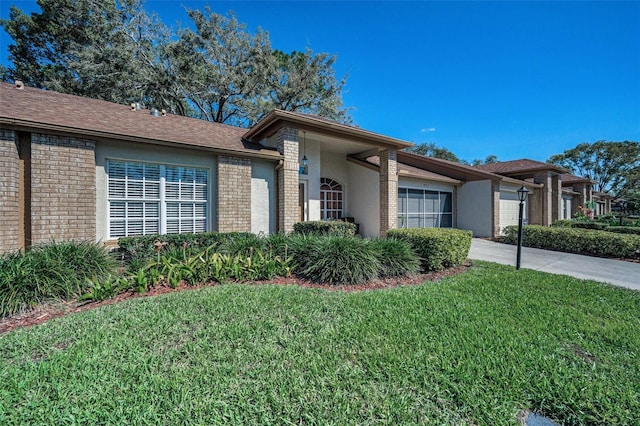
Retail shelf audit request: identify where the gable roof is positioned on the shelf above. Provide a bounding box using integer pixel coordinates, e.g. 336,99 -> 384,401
475,159 -> 568,175
244,109 -> 413,149
0,82 -> 280,159
355,155 -> 461,184
560,173 -> 596,185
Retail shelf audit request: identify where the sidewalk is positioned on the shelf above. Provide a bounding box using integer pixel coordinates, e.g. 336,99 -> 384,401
468,238 -> 640,290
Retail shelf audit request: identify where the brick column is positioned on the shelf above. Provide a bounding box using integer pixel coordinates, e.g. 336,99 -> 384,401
551,174 -> 562,223
379,149 -> 398,236
534,171 -> 553,226
30,134 -> 96,244
528,187 -> 543,225
276,127 -> 299,233
217,155 -> 252,232
0,130 -> 20,253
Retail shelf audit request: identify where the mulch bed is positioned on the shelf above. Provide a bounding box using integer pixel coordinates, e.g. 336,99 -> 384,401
0,263 -> 472,335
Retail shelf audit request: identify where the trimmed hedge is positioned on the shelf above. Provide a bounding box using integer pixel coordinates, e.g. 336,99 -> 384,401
607,226 -> 640,236
292,221 -> 356,237
502,225 -> 640,258
387,228 -> 473,272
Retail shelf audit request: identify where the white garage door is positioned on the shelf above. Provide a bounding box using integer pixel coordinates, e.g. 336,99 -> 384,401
499,191 -> 526,233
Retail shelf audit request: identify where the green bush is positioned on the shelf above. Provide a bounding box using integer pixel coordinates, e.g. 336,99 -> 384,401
369,238 -> 420,278
606,226 -> 640,236
551,220 -> 575,228
570,221 -> 609,231
387,228 -> 473,272
293,236 -> 380,285
0,241 -> 116,317
292,221 -> 356,237
502,225 -> 640,258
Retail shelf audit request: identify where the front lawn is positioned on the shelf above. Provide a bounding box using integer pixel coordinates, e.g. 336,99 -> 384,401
1,262 -> 638,425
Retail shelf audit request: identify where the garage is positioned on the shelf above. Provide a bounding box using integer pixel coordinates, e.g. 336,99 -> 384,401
499,190 -> 527,233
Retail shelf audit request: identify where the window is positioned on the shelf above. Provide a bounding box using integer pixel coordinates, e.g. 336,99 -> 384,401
398,188 -> 453,228
320,178 -> 343,220
107,160 -> 208,238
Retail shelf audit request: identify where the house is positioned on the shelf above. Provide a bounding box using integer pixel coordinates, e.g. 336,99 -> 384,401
475,159 -> 611,221
0,82 -> 600,254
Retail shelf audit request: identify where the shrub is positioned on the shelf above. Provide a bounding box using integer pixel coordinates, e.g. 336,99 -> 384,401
293,236 -> 380,285
368,238 -> 420,278
292,221 -> 356,237
387,228 -> 473,272
0,240 -> 116,317
551,220 -> 575,228
605,226 -> 640,236
570,221 -> 609,231
502,225 -> 640,258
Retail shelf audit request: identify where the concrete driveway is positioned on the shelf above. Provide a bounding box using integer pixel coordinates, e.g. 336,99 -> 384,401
468,238 -> 640,290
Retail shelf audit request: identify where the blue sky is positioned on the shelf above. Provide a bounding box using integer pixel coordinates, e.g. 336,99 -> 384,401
1,1 -> 639,163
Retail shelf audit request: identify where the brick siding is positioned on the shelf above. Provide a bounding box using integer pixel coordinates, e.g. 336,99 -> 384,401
30,133 -> 96,244
217,155 -> 251,232
379,149 -> 398,236
0,130 -> 19,253
276,127 -> 299,233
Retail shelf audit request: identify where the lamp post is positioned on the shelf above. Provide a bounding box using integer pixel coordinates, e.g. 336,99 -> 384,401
516,185 -> 529,270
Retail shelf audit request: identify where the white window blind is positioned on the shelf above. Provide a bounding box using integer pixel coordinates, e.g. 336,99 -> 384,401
107,160 -> 208,238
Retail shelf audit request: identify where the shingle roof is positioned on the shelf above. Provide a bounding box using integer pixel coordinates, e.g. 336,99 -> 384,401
475,159 -> 568,174
561,173 -> 595,185
0,82 -> 280,159
364,156 -> 461,183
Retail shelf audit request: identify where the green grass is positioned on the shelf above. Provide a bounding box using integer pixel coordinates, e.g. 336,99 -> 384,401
1,262 -> 639,425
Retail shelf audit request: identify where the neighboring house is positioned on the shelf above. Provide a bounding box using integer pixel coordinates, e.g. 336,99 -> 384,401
0,82 -> 602,254
475,159 -> 611,222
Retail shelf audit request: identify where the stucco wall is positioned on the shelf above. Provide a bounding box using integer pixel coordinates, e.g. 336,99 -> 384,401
320,151 -> 350,216
95,141 -> 217,241
300,140 -> 322,221
251,159 -> 277,234
347,162 -> 380,237
457,180 -> 493,237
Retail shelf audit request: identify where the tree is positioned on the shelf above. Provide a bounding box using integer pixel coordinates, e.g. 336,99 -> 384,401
2,2 -> 350,127
547,141 -> 640,194
0,0 -> 168,105
405,142 -> 461,162
471,154 -> 498,166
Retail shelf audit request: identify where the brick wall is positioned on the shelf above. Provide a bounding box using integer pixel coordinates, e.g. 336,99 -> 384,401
217,155 -> 252,232
276,127 -> 299,233
491,180 -> 501,237
0,129 -> 19,253
379,149 -> 398,236
30,133 -> 96,244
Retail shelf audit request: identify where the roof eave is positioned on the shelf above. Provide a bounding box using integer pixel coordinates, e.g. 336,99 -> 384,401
244,110 -> 413,150
1,117 -> 282,161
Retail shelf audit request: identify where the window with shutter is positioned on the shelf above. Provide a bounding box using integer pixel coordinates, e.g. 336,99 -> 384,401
107,160 -> 208,238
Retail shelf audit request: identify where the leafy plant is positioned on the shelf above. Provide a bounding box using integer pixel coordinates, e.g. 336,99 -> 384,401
369,238 -> 420,277
292,221 -> 356,237
0,240 -> 116,317
294,236 -> 380,284
78,274 -> 129,302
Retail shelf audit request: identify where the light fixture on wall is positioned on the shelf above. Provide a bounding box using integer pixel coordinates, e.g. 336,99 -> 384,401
300,131 -> 309,175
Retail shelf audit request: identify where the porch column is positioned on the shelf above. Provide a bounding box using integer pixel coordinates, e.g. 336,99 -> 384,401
276,127 -> 299,233
379,149 -> 398,236
528,187 -> 544,226
551,174 -> 562,223
534,171 -> 553,226
491,180 -> 500,237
